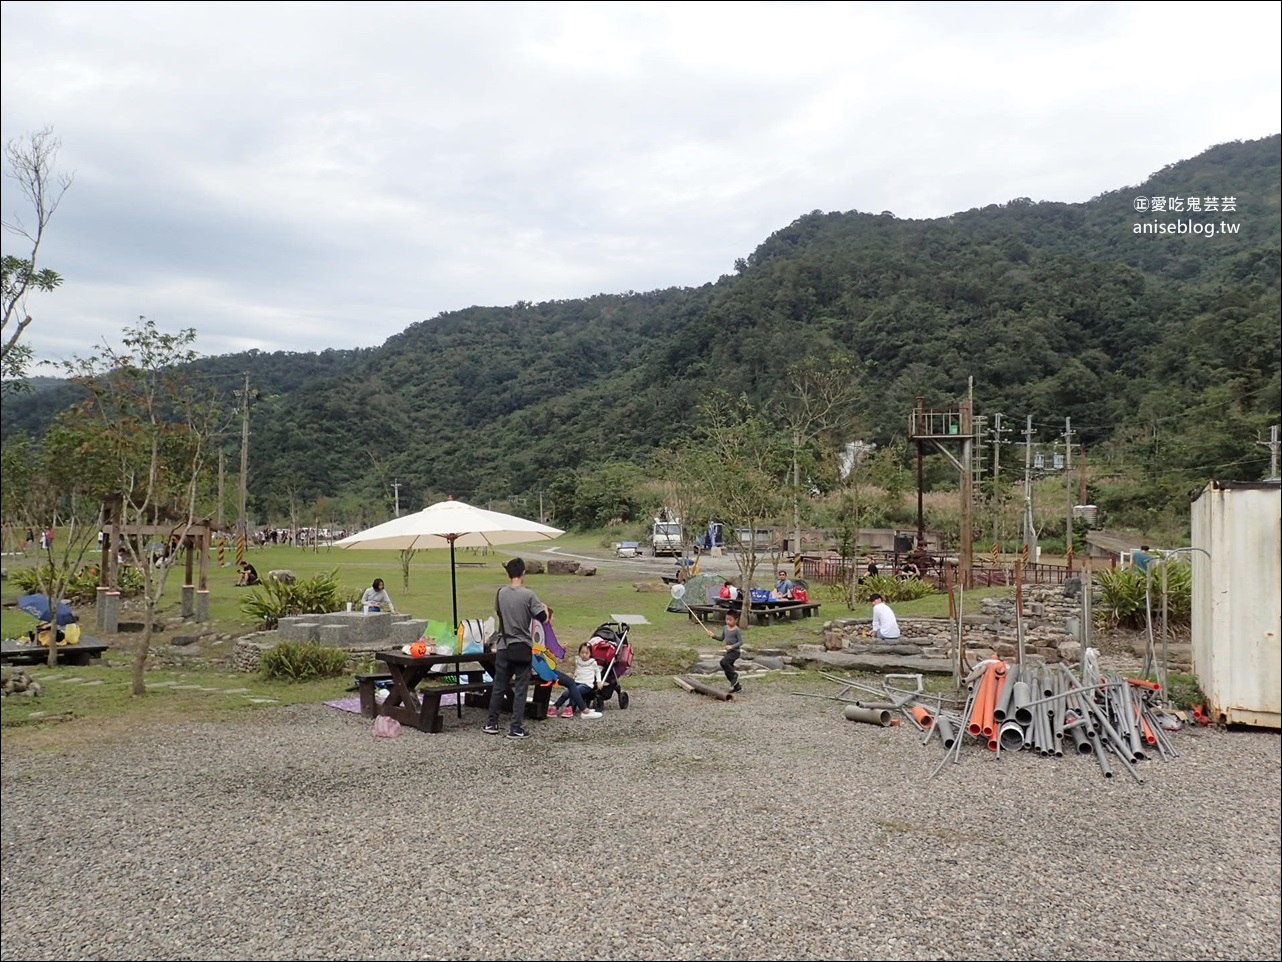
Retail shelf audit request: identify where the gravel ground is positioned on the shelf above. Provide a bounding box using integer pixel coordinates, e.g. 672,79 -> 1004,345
2,680 -> 1279,962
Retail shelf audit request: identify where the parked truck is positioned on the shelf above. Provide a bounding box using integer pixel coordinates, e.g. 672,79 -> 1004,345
650,514 -> 685,557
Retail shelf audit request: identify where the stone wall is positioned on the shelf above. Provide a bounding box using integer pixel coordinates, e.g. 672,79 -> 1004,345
821,585 -> 1108,668
232,611 -> 429,673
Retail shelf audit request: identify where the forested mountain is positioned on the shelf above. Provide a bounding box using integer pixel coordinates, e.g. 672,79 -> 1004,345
4,135 -> 1278,529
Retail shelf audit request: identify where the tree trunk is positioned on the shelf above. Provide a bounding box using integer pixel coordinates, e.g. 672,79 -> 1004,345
132,599 -> 154,695
673,675 -> 734,700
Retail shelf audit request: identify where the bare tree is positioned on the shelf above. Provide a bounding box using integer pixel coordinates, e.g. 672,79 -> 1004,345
2,127 -> 72,383
774,354 -> 867,557
667,392 -> 791,620
62,319 -> 231,695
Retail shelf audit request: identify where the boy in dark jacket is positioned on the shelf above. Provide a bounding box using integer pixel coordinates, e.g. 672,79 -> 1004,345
713,611 -> 744,693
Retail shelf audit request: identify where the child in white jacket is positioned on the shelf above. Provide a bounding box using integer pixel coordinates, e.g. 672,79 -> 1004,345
549,644 -> 604,719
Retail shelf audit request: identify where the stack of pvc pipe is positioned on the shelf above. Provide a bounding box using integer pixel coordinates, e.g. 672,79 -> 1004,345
925,657 -> 1182,782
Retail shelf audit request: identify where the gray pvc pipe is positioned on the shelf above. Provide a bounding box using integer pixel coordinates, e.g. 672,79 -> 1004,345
1090,732 -> 1114,777
1069,721 -> 1091,755
1012,681 -> 1033,726
855,700 -> 899,711
936,715 -> 957,750
843,705 -> 892,726
993,665 -> 1018,723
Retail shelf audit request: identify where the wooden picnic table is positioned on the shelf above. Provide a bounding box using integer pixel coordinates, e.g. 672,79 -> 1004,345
1,638 -> 111,667
687,602 -> 822,628
365,649 -> 552,733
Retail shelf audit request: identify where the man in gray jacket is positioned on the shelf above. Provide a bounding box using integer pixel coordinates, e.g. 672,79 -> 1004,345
483,557 -> 552,739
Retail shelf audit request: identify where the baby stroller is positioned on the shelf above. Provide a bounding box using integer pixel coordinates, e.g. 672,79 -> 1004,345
587,622 -> 634,710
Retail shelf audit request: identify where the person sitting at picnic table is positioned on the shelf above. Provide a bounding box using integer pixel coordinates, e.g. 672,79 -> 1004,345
235,560 -> 260,587
716,579 -> 740,607
771,569 -> 795,600
899,560 -> 921,579
360,578 -> 395,613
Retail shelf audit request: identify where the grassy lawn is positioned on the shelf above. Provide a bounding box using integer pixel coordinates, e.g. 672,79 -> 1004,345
3,534 -> 1005,747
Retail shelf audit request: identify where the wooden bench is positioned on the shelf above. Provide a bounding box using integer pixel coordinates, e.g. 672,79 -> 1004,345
0,639 -> 111,667
413,680 -> 495,733
686,602 -> 822,628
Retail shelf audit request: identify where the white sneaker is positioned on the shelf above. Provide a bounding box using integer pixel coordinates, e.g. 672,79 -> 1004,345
580,709 -> 603,719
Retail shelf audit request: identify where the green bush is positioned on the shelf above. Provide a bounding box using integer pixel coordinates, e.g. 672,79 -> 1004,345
9,562 -> 144,604
260,642 -> 350,681
1095,560 -> 1191,630
851,573 -> 936,605
241,569 -> 343,629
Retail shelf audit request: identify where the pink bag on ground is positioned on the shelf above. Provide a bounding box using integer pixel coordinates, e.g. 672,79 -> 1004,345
373,715 -> 402,738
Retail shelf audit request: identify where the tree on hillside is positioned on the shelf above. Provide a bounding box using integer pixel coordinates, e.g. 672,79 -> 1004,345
773,353 -> 867,555
61,319 -> 231,695
2,127 -> 72,387
666,392 -> 791,620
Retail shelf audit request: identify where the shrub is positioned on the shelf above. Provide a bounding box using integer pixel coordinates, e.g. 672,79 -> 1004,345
9,562 -> 144,604
260,642 -> 350,681
241,569 -> 343,629
851,573 -> 936,605
1095,560 -> 1191,630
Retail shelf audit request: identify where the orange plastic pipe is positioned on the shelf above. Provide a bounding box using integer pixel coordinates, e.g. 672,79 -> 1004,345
912,705 -> 934,729
1141,714 -> 1156,746
981,662 -> 1006,739
1126,678 -> 1161,691
968,664 -> 995,736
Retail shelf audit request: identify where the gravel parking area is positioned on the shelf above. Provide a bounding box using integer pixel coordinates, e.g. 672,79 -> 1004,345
2,680 -> 1279,961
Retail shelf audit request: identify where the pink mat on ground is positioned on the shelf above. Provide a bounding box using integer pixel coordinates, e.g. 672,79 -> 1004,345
324,693 -> 461,714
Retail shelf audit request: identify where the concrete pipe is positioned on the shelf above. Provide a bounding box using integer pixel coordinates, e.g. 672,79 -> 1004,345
843,705 -> 892,726
998,719 -> 1025,752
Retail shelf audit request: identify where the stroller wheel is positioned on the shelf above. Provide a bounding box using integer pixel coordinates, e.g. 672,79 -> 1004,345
618,690 -> 630,710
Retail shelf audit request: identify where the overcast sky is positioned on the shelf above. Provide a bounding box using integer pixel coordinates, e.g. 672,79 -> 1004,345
2,1 -> 1279,367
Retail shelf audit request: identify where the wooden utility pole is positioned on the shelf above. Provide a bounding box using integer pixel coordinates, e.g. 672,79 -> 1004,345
990,412 -> 1003,546
236,372 -> 250,565
1021,415 -> 1037,561
959,397 -> 974,588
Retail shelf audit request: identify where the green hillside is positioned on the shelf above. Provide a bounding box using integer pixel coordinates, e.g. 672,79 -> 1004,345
3,135 -> 1279,534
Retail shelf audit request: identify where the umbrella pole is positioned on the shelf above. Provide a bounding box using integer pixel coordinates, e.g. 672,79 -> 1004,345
449,536 -> 459,631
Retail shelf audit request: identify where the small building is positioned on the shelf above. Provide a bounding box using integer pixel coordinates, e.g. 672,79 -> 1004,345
1190,480 -> 1281,729
1084,529 -> 1150,567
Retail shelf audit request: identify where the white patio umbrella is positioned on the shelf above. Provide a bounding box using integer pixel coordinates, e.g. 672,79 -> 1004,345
333,498 -> 564,628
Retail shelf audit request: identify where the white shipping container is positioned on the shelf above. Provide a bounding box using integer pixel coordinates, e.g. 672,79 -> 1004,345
1190,481 -> 1281,728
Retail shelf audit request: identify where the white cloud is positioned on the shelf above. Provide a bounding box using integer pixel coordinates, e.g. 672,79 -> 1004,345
2,0 -> 1278,365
